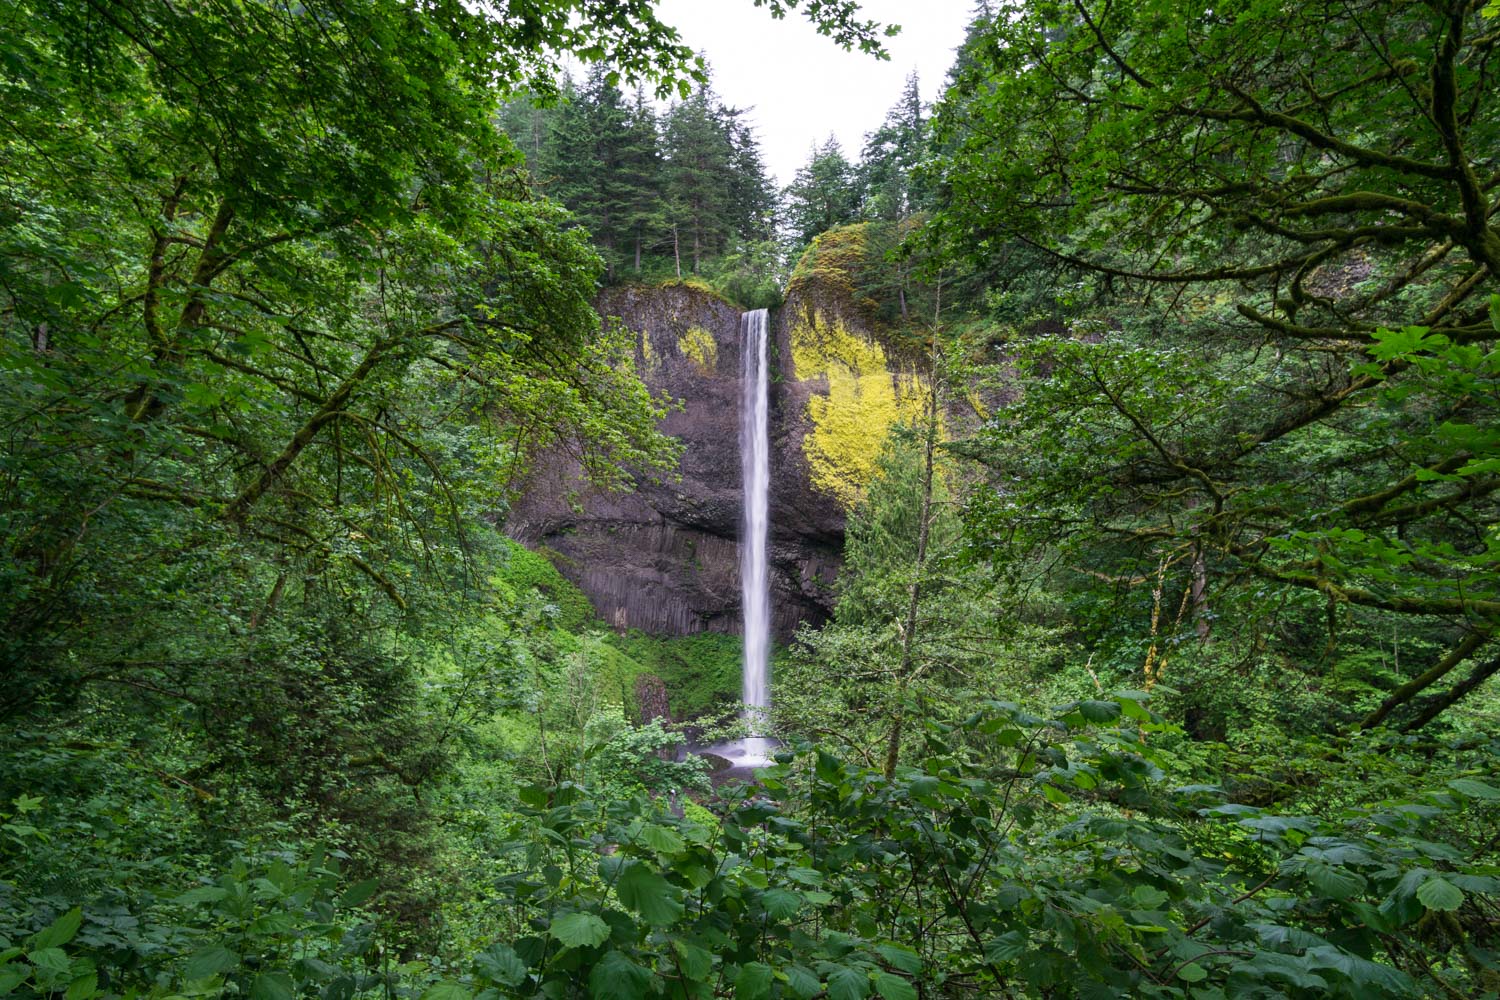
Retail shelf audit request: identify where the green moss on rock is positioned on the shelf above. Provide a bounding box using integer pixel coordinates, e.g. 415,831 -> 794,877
789,306 -> 928,510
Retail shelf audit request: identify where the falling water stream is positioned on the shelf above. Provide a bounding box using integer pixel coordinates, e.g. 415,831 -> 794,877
739,307 -> 771,721
697,309 -> 777,774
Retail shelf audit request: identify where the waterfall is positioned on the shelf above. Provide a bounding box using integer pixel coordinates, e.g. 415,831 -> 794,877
739,308 -> 771,728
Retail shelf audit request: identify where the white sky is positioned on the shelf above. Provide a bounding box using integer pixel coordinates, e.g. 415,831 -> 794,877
653,0 -> 976,188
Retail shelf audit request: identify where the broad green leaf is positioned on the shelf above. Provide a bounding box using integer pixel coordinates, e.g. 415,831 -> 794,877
1447,778 -> 1500,800
1175,963 -> 1207,983
672,941 -> 712,982
1415,877 -> 1463,912
549,913 -> 611,949
873,973 -> 916,1000
588,951 -> 651,1000
175,887 -> 229,906
825,966 -> 869,1000
63,972 -> 97,1000
874,944 -> 920,974
638,825 -> 685,854
985,931 -> 1027,963
734,962 -> 773,1000
1307,863 -> 1366,901
31,910 -> 82,950
474,944 -> 527,987
419,984 -> 471,1000
0,966 -> 28,995
338,879 -> 379,908
616,863 -> 684,926
25,950 -> 69,978
760,889 -> 802,920
184,946 -> 239,981
1077,700 -> 1121,723
784,964 -> 821,1000
250,972 -> 294,1000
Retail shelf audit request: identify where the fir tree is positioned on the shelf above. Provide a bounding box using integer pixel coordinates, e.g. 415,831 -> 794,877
782,136 -> 861,248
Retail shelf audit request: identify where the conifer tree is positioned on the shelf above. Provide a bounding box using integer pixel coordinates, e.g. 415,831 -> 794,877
859,71 -> 929,221
662,81 -> 736,275
782,137 -> 861,248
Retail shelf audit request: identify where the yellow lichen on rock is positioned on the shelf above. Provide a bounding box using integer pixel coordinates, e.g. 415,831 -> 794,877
639,326 -> 658,371
677,326 -> 717,374
790,307 -> 927,509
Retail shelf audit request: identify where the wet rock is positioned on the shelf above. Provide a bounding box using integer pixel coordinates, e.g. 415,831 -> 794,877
507,257 -> 911,641
507,282 -> 842,638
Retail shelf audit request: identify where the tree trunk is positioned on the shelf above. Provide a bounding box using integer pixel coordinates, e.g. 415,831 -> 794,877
1361,631 -> 1487,729
1191,543 -> 1210,639
1401,653 -> 1500,732
884,282 -> 942,780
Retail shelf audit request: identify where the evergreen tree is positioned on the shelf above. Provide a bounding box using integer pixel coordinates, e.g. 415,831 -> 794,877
620,87 -> 666,275
502,63 -> 773,284
859,71 -> 929,221
720,106 -> 777,243
661,81 -> 736,275
782,137 -> 861,249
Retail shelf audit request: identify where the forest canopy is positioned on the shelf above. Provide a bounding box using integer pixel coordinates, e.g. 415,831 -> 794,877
3,2 -> 1499,999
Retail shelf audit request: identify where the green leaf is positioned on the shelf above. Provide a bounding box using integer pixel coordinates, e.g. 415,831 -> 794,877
985,931 -> 1027,963
673,941 -> 712,981
175,886 -> 229,905
734,962 -> 773,1000
638,825 -> 685,854
874,944 -> 921,974
419,984 -> 471,1000
616,862 -> 684,926
825,966 -> 869,1000
1307,863 -> 1366,901
0,966 -> 28,995
1175,963 -> 1207,983
250,972 -> 294,1000
760,889 -> 802,920
26,950 -> 69,978
1447,778 -> 1500,800
30,910 -> 82,950
64,972 -> 97,1000
550,913 -> 611,949
873,973 -> 916,1000
784,965 -> 821,1000
474,944 -> 527,987
589,951 -> 651,1000
1077,700 -> 1122,723
1415,877 -> 1463,912
338,879 -> 379,908
1131,885 -> 1170,909
184,946 -> 239,980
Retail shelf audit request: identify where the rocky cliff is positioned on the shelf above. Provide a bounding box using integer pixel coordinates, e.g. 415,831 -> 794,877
508,232 -> 927,640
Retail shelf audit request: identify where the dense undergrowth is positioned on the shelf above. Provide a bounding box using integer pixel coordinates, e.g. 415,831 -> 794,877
7,0 -> 1500,997
6,532 -> 1499,999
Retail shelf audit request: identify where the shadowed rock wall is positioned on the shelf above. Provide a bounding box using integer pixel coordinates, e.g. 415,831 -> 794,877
506,282 -> 844,639
508,238 -> 924,640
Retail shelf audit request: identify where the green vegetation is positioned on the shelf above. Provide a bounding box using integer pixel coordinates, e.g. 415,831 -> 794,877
605,631 -> 745,721
500,66 -> 784,309
786,300 -> 928,510
5,1 -> 1500,998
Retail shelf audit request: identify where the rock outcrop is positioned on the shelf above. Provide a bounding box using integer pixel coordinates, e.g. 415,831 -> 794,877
508,233 -> 926,640
508,282 -> 838,638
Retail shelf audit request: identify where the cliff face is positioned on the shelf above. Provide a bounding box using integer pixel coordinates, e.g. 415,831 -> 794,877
509,236 -> 923,640
507,282 -> 840,638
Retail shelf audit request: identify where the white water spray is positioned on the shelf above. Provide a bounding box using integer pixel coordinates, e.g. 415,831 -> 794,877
739,308 -> 771,729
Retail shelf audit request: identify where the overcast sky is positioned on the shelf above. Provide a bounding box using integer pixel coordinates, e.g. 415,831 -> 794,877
653,1 -> 976,188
